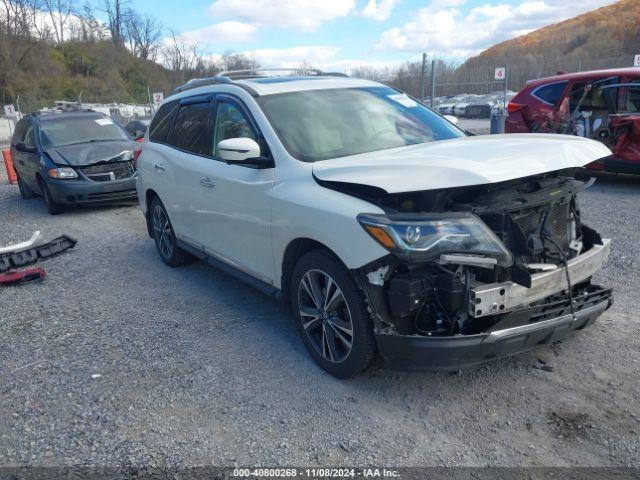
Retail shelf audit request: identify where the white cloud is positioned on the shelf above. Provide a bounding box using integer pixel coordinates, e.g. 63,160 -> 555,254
241,45 -> 341,68
362,0 -> 399,21
178,21 -> 256,45
376,0 -> 619,58
207,0 -> 356,32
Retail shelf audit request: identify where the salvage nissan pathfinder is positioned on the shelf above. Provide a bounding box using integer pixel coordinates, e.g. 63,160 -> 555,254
137,70 -> 612,378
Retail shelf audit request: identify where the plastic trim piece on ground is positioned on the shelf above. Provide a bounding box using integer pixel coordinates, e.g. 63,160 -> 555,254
0,231 -> 46,255
0,267 -> 46,286
0,235 -> 77,273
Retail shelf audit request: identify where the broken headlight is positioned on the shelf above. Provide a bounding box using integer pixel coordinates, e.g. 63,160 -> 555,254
357,212 -> 513,266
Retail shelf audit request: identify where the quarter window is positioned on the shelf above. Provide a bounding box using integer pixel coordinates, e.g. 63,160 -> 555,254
167,102 -> 211,156
532,82 -> 567,105
213,101 -> 258,158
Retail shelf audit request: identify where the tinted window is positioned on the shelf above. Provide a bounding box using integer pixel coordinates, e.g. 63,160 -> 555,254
167,102 -> 211,156
39,116 -> 129,148
213,101 -> 257,157
149,101 -> 178,143
12,118 -> 28,145
24,125 -> 36,149
532,82 -> 567,105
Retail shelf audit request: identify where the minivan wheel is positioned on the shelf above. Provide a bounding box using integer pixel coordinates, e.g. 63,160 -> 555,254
149,196 -> 193,267
290,250 -> 376,378
17,175 -> 36,199
37,178 -> 64,215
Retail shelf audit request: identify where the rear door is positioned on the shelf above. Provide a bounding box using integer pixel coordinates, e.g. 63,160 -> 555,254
527,80 -> 569,132
162,95 -> 214,244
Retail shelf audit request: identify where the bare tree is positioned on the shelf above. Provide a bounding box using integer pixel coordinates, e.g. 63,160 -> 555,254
221,50 -> 258,72
124,10 -> 161,61
101,0 -> 126,45
42,0 -> 76,46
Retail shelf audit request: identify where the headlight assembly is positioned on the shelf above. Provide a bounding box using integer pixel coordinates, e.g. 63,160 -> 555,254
48,167 -> 78,179
357,212 -> 513,267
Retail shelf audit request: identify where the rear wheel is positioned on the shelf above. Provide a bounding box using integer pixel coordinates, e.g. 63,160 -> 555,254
149,196 -> 193,267
290,250 -> 376,378
37,178 -> 64,215
17,175 -> 36,199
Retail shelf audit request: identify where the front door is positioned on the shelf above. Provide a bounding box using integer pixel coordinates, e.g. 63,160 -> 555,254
195,95 -> 275,285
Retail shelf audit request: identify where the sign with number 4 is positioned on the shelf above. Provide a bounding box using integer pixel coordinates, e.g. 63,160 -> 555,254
495,67 -> 506,80
153,92 -> 164,105
3,104 -> 16,117
634,54 -> 640,67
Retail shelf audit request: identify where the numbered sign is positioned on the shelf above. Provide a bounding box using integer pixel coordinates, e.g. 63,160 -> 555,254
495,67 -> 506,80
152,92 -> 164,105
3,104 -> 16,117
634,54 -> 640,67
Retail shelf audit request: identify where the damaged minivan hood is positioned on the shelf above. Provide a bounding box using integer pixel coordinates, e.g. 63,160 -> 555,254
46,140 -> 135,167
312,134 -> 611,193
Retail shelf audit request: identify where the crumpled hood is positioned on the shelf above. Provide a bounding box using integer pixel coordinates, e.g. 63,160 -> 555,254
46,140 -> 136,167
312,134 -> 612,194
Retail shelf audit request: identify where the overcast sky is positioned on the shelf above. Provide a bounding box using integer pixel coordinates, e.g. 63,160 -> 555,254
129,0 -> 619,70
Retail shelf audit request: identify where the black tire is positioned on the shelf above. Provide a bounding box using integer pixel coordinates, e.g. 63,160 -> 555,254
290,249 -> 376,378
17,175 -> 36,200
149,196 -> 193,267
37,177 -> 64,215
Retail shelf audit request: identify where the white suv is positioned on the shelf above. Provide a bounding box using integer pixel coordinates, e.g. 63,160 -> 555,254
137,71 -> 612,378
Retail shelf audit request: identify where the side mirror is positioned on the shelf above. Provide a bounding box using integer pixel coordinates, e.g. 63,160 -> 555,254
218,137 -> 261,162
15,142 -> 36,153
443,115 -> 459,125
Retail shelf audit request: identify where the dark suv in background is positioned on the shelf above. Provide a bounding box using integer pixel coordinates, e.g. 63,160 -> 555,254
11,110 -> 140,214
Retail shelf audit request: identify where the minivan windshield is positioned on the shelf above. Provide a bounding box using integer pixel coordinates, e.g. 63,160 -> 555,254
258,86 -> 465,162
39,116 -> 130,148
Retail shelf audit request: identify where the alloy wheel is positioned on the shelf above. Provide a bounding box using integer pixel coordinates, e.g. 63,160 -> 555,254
297,269 -> 354,363
152,204 -> 173,258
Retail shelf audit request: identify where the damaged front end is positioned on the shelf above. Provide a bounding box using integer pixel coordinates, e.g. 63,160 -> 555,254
346,169 -> 613,370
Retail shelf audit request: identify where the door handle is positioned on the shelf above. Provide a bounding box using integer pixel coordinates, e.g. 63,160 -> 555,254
154,163 -> 166,171
200,177 -> 215,188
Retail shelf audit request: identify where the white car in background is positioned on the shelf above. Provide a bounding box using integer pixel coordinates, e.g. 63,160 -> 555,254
137,71 -> 612,378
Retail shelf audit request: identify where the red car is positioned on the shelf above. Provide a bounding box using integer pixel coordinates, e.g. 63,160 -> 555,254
506,68 -> 640,174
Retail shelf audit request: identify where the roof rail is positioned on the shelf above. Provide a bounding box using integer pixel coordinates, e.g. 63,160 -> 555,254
219,68 -> 349,79
172,76 -> 234,94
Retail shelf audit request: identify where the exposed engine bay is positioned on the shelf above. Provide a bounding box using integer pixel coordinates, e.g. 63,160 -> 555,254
338,168 -> 613,338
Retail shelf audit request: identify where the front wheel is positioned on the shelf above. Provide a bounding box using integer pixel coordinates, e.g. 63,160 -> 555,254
17,175 -> 36,199
38,178 -> 64,215
290,250 -> 376,378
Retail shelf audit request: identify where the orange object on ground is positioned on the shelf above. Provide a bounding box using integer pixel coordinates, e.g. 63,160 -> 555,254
2,149 -> 17,184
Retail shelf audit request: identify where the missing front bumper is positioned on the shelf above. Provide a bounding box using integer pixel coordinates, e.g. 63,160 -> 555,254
470,239 -> 610,317
376,287 -> 612,371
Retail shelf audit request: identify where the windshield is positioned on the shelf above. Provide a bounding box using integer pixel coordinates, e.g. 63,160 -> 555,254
39,116 -> 130,148
258,86 -> 465,162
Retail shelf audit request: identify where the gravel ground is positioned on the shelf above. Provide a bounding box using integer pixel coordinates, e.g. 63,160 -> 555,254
0,163 -> 639,468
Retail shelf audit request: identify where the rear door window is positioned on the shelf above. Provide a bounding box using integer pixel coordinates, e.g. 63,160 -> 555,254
167,102 -> 211,156
149,100 -> 178,144
532,81 -> 568,105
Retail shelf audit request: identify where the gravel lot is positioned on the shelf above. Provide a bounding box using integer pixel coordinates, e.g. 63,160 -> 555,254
0,162 -> 639,467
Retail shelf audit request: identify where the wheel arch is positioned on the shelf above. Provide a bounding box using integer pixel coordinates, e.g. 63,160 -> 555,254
144,189 -> 160,237
280,238 -> 345,304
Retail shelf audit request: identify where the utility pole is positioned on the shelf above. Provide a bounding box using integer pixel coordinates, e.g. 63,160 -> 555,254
420,53 -> 427,101
430,60 -> 436,108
